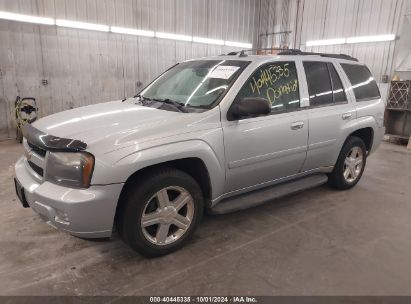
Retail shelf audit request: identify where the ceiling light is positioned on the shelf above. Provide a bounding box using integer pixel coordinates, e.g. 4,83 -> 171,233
224,41 -> 253,49
110,26 -> 154,37
0,11 -> 54,25
155,32 -> 192,42
56,19 -> 109,32
193,37 -> 224,45
346,34 -> 395,44
306,38 -> 346,46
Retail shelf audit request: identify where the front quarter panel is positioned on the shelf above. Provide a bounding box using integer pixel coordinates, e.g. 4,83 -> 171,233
91,128 -> 226,200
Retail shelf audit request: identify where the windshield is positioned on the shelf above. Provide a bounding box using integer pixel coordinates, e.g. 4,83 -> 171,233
140,60 -> 249,109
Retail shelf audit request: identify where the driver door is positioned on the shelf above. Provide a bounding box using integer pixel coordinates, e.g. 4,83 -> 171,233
222,61 -> 309,193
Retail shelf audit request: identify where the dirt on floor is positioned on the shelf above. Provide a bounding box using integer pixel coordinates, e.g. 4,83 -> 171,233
0,140 -> 410,296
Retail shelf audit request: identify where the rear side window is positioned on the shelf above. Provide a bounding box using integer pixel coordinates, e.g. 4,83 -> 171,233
235,61 -> 300,114
303,62 -> 333,106
341,64 -> 380,101
303,61 -> 347,107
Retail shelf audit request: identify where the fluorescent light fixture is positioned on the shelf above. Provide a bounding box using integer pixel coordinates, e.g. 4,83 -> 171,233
306,34 -> 396,46
56,19 -> 109,32
0,10 -> 259,48
110,26 -> 154,37
346,34 -> 395,44
193,36 -> 224,45
0,11 -> 54,25
306,38 -> 346,46
224,41 -> 253,49
155,32 -> 192,42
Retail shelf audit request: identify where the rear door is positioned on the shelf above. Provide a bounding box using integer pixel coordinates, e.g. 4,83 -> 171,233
222,60 -> 309,193
301,60 -> 356,171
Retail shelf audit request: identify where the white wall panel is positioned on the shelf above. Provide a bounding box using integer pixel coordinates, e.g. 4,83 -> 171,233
0,0 -> 258,139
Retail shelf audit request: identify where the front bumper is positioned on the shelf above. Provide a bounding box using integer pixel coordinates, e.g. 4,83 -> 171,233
14,156 -> 124,238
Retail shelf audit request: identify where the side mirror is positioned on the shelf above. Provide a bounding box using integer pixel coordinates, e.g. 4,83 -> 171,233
230,97 -> 271,120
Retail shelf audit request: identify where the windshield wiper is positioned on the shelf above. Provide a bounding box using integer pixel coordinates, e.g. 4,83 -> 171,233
127,94 -> 152,105
152,98 -> 188,113
128,95 -> 187,112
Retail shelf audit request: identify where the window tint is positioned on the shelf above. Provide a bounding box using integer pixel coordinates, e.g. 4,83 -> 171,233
303,62 -> 333,106
341,63 -> 380,101
236,61 -> 300,114
328,63 -> 347,103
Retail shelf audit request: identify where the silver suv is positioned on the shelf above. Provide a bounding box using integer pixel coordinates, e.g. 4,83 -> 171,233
14,50 -> 385,256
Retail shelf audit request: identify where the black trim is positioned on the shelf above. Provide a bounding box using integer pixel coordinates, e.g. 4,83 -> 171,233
354,97 -> 381,102
27,141 -> 46,157
23,124 -> 87,152
278,50 -> 358,62
14,178 -> 29,208
28,160 -> 44,176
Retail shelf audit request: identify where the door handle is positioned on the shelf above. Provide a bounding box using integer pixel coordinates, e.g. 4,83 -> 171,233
342,113 -> 353,120
290,121 -> 304,130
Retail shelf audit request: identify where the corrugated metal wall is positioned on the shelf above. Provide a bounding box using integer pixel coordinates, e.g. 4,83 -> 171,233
259,0 -> 407,83
394,0 -> 411,79
1,0 -> 409,140
0,0 -> 259,139
258,0 -> 300,48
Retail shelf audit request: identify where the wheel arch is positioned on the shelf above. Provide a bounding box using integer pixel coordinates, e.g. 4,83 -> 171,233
112,140 -> 225,225
119,157 -> 213,201
348,127 -> 374,153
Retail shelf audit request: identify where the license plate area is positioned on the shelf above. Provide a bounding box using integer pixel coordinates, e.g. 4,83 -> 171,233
14,178 -> 30,208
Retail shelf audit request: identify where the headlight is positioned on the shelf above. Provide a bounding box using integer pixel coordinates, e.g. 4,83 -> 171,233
45,152 -> 95,188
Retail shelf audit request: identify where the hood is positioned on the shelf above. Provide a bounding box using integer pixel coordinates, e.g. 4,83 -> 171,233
32,100 -> 210,153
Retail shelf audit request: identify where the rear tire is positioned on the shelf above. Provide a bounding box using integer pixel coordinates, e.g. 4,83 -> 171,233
117,168 -> 204,257
328,136 -> 366,190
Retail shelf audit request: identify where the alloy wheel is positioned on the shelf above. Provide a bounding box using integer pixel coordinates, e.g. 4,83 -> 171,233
140,186 -> 194,246
343,146 -> 364,183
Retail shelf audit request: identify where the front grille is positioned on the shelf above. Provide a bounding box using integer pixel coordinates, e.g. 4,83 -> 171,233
28,160 -> 44,176
27,141 -> 46,157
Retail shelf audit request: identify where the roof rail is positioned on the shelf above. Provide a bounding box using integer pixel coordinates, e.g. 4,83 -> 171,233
277,50 -> 358,61
226,48 -> 300,57
225,48 -> 358,61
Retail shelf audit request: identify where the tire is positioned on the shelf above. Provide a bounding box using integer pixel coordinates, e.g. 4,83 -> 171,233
117,168 -> 204,257
328,136 -> 367,190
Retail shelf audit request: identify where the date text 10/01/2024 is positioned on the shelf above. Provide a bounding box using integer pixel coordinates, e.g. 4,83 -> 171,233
149,296 -> 258,303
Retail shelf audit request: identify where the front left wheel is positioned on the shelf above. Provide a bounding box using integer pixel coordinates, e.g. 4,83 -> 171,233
117,168 -> 204,257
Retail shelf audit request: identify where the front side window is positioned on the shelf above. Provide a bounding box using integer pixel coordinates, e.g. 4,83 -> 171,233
235,61 -> 300,114
340,63 -> 380,101
141,60 -> 249,109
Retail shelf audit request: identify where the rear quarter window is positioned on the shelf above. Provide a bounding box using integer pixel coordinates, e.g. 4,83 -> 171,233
340,64 -> 380,101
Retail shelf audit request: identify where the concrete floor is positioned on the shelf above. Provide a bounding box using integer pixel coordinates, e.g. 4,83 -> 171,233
0,140 -> 410,296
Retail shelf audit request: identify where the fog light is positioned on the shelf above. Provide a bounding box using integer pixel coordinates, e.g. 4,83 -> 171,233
54,210 -> 70,225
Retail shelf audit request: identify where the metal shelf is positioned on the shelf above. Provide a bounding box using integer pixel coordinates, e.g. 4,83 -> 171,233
385,81 -> 411,140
